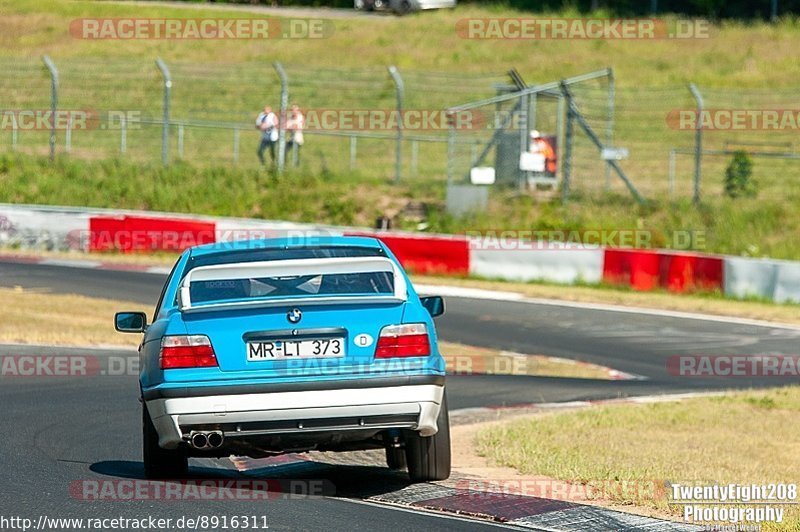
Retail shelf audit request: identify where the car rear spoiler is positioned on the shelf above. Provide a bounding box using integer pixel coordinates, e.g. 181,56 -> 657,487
178,256 -> 408,313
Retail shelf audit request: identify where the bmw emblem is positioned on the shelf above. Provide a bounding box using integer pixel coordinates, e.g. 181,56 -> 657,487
286,308 -> 302,324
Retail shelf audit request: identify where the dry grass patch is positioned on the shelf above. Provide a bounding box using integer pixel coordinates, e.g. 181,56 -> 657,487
413,274 -> 800,326
476,387 -> 800,530
0,248 -> 179,266
1,287 -> 142,346
439,340 -> 616,379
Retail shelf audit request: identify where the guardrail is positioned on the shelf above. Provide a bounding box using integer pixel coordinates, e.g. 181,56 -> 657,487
1,203 -> 798,304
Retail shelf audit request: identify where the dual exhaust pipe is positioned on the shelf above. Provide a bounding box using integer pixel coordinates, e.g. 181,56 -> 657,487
188,430 -> 224,450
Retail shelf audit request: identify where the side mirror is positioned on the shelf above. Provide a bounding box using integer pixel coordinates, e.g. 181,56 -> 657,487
420,296 -> 445,318
115,311 -> 147,333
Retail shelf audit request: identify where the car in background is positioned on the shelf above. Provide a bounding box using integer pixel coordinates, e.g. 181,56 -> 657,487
355,0 -> 456,15
115,236 -> 449,482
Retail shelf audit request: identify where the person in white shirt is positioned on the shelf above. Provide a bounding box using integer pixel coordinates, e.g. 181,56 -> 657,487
285,104 -> 305,164
255,105 -> 278,165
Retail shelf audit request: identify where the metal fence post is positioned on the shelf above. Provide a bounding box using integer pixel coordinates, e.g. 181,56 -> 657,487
155,58 -> 172,165
446,117 -> 455,185
42,55 -> 58,162
349,136 -> 357,170
12,121 -> 18,151
518,92 -> 529,190
233,128 -> 240,164
177,124 -> 184,159
120,115 -> 127,154
562,90 -> 574,203
668,148 -> 676,196
65,115 -> 72,153
605,69 -> 615,191
689,83 -> 704,204
556,93 -> 565,182
273,62 -> 289,174
156,57 -> 172,165
388,66 -> 404,182
411,139 -> 418,177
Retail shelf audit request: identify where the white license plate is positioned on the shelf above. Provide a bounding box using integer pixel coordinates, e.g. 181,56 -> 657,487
246,338 -> 345,361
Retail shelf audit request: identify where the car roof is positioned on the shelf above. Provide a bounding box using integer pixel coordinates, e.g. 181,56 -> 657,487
188,235 -> 384,258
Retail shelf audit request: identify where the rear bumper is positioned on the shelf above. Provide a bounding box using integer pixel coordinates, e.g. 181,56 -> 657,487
142,374 -> 443,400
145,381 -> 445,449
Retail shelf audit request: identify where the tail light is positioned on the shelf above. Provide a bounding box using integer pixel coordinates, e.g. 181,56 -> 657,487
375,323 -> 430,358
160,335 -> 218,369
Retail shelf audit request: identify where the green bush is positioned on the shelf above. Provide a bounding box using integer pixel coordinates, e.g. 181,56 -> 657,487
724,150 -> 757,199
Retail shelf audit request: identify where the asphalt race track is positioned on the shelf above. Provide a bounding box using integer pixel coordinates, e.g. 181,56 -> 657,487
2,259 -> 798,404
1,259 -> 798,530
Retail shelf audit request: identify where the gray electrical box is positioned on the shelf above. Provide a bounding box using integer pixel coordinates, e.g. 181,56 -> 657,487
446,184 -> 489,216
494,131 -> 521,185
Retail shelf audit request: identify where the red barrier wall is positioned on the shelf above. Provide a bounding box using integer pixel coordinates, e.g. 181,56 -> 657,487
603,249 -> 660,290
89,215 -> 216,253
84,212 -> 723,295
603,249 -> 723,293
346,232 -> 469,275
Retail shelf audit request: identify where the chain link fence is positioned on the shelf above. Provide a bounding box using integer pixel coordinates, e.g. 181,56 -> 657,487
1,56 -> 799,202
445,69 -> 627,199
0,57 -> 506,182
446,78 -> 800,202
667,87 -> 800,202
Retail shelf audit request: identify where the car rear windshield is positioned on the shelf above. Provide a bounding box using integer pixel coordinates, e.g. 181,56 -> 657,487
180,245 -> 394,306
189,271 -> 394,305
183,245 -> 385,276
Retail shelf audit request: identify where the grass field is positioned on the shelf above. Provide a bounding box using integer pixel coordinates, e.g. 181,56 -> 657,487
1,0 -> 800,259
3,1 -> 800,199
476,387 -> 800,530
2,153 -> 798,260
5,1 -> 800,86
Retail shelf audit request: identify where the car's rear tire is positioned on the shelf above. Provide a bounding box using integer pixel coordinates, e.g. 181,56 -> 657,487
143,403 -> 188,479
405,392 -> 451,482
386,446 -> 407,470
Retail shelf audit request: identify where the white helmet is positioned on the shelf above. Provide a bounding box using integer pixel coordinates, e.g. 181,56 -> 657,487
529,129 -> 541,138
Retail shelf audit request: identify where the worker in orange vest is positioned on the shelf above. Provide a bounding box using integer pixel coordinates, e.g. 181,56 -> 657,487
530,130 -> 556,176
